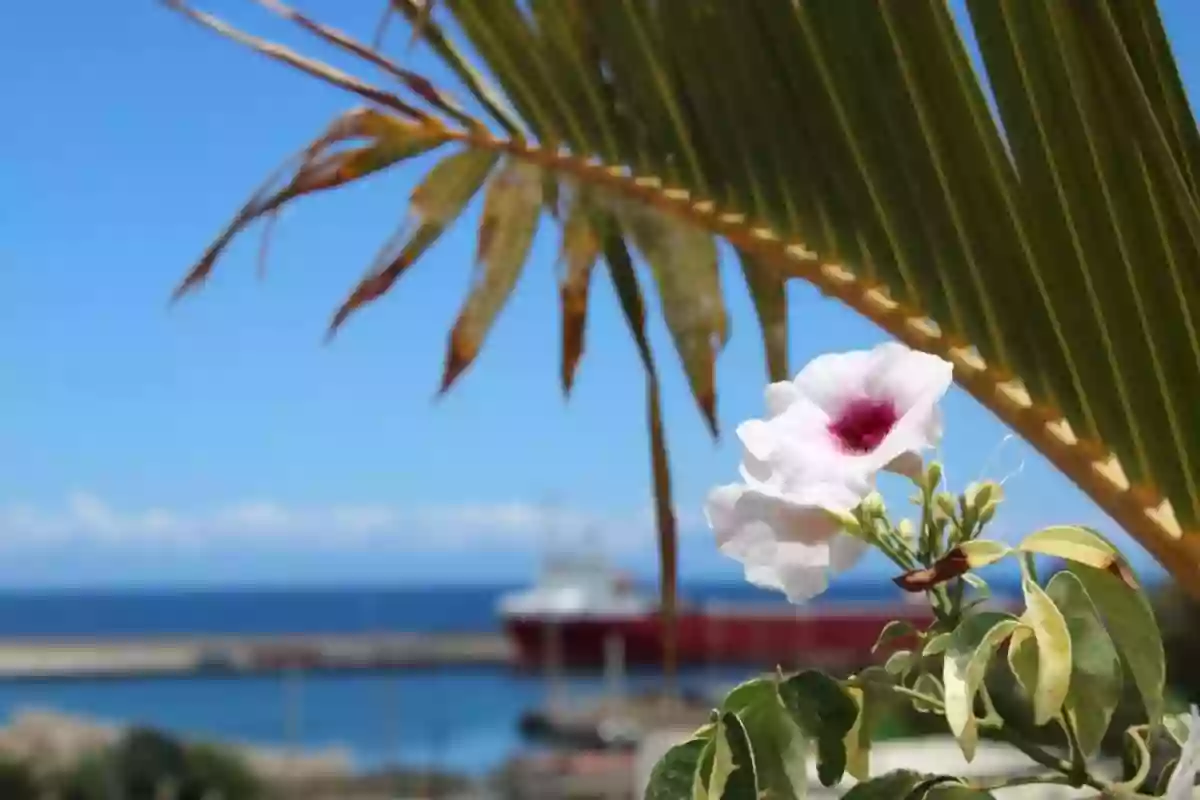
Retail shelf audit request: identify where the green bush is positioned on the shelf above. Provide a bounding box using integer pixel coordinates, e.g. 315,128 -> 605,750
59,753 -> 116,800
117,727 -> 189,799
0,757 -> 38,800
180,742 -> 260,800
59,726 -> 261,800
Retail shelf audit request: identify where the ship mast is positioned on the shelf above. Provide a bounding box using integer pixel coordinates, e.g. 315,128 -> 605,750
540,493 -> 566,715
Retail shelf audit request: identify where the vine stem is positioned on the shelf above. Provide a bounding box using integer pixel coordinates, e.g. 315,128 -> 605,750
1060,713 -> 1089,786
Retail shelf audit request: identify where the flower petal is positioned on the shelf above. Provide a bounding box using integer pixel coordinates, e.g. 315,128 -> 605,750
744,561 -> 786,594
778,343 -> 954,482
864,343 -> 954,413
750,400 -> 840,473
885,451 -> 926,480
832,345 -> 952,478
868,400 -> 943,477
704,483 -> 745,547
764,381 -> 801,417
829,532 -> 869,572
779,481 -> 868,523
736,419 -> 776,461
753,403 -> 875,499
738,447 -> 774,487
791,349 -> 875,415
706,483 -> 856,604
772,541 -> 831,603
737,488 -> 847,546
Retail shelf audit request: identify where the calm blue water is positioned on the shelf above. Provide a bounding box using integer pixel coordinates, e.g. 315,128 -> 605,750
0,580 -> 1020,776
0,579 -> 940,637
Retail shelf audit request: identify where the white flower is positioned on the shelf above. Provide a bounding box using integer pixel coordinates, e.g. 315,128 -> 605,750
1165,705 -> 1200,799
704,343 -> 953,604
704,480 -> 867,603
742,342 -> 954,484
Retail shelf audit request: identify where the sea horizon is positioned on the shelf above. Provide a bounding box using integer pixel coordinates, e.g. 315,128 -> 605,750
0,576 -> 1027,639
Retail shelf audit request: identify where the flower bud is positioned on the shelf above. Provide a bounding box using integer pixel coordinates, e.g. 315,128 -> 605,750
977,499 -> 999,526
964,480 -> 1002,511
923,461 -> 944,493
897,518 -> 915,541
860,492 -> 887,519
934,492 -> 957,520
823,507 -> 862,535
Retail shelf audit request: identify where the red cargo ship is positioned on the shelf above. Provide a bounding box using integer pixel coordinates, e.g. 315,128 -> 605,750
499,554 -> 936,670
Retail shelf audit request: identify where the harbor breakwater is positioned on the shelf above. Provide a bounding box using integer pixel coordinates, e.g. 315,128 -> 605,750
0,633 -> 515,680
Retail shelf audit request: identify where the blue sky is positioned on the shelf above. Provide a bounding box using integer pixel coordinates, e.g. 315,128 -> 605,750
1,2 -> 1197,587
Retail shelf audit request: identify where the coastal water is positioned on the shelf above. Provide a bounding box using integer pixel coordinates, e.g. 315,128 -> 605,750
0,580 -> 1019,776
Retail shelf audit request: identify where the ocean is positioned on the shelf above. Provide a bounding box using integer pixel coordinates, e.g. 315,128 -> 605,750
0,579 -> 1019,776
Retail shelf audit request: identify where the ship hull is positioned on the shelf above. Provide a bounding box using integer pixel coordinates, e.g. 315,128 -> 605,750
503,605 -> 935,670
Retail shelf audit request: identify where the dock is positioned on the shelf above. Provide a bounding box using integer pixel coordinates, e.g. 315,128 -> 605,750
0,632 -> 515,680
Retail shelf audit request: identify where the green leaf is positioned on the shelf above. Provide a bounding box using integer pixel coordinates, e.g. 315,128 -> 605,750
721,676 -> 770,712
599,221 -> 682,686
1021,566 -> 1072,726
384,0 -> 525,136
923,632 -> 952,657
961,572 -> 990,596
976,681 -> 1004,730
779,671 -> 858,787
910,776 -> 981,798
329,146 -> 498,333
720,678 -> 807,800
1165,710 -> 1191,747
175,109 -> 451,303
912,674 -> 944,714
1045,571 -> 1123,757
1113,725 -> 1155,795
841,770 -> 929,799
841,686 -> 870,782
442,158 -> 543,390
692,737 -> 716,800
645,735 -> 710,800
872,620 -> 918,654
712,711 -> 758,800
615,201 -> 727,436
942,611 -> 1018,760
558,184 -> 601,394
1017,525 -> 1119,571
957,539 -> 1010,568
843,668 -> 892,783
734,247 -> 789,382
1006,624 -> 1039,700
1065,561 -> 1165,725
884,650 -> 916,679
410,149 -> 500,221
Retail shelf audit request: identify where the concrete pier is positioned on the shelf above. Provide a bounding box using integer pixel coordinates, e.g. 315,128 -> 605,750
0,632 -> 515,679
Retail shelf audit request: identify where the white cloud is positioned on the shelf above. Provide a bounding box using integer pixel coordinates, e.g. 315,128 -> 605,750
0,492 -> 706,552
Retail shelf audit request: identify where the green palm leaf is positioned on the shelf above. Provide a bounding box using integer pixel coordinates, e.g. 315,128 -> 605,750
165,0 -> 1200,681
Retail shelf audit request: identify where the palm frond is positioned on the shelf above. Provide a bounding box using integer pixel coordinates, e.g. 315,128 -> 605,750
165,0 -> 1200,642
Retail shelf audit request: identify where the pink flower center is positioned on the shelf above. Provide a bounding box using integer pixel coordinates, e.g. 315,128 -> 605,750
828,398 -> 898,454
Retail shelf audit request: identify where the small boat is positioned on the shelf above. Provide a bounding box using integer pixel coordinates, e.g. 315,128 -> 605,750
498,551 -> 938,670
